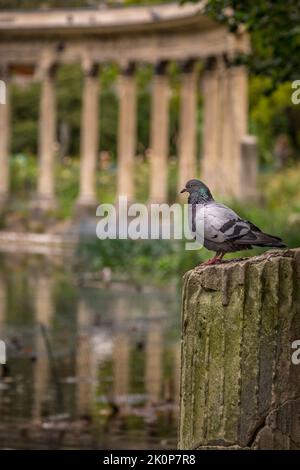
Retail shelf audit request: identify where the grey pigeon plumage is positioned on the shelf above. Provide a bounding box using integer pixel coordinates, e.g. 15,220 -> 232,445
181,179 -> 286,265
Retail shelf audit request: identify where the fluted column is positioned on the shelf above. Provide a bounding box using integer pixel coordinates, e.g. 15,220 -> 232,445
36,64 -> 57,210
178,61 -> 198,194
0,66 -> 10,206
219,57 -> 232,196
149,62 -> 170,203
201,57 -> 222,195
216,60 -> 249,199
201,57 -> 250,200
117,64 -> 137,201
229,64 -> 249,199
76,63 -> 99,211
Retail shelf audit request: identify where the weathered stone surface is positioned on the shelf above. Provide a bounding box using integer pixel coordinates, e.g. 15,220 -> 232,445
179,249 -> 300,450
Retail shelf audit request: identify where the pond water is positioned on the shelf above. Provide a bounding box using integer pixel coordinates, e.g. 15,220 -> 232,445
0,253 -> 181,450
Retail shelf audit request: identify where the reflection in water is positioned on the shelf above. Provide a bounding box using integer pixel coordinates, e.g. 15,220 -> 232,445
33,274 -> 54,421
0,254 -> 180,449
145,300 -> 163,406
76,298 -> 94,418
113,297 -> 130,413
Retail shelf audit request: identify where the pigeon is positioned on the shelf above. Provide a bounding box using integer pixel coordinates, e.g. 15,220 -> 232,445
180,179 -> 286,265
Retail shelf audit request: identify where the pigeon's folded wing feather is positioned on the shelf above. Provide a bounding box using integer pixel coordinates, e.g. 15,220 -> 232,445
202,203 -> 250,244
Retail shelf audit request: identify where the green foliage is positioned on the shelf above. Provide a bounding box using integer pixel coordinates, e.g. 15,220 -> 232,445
11,82 -> 39,155
57,65 -> 83,156
56,159 -> 80,219
189,0 -> 300,160
203,0 -> 300,86
249,78 -> 300,164
99,64 -> 119,160
77,238 -> 202,285
100,92 -> 118,160
10,154 -> 38,197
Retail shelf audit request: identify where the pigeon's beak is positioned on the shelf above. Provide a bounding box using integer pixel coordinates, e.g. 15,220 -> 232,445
180,187 -> 187,194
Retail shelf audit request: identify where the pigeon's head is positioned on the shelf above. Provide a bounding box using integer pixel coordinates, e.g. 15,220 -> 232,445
180,179 -> 213,202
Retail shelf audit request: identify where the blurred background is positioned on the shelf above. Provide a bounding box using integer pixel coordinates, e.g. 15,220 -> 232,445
0,0 -> 300,449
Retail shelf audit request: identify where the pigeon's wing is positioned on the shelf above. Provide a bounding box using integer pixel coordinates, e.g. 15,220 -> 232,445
202,202 -> 286,248
202,202 -> 251,244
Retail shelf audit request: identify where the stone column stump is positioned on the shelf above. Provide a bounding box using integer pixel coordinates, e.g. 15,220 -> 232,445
179,249 -> 300,450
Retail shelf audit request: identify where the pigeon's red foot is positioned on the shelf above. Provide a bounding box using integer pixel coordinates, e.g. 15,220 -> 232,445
201,258 -> 221,266
200,253 -> 224,266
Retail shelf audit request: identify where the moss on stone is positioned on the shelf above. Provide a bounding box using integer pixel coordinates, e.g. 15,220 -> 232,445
179,249 -> 300,450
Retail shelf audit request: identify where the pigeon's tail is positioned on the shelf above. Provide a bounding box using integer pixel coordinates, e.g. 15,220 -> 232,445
250,231 -> 286,248
236,227 -> 286,248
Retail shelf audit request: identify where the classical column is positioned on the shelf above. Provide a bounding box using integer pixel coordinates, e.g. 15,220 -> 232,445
219,56 -> 232,197
178,61 -> 198,194
149,62 -> 170,203
0,66 -> 10,206
201,57 -> 222,195
76,63 -> 99,211
117,64 -> 137,201
229,64 -> 249,199
202,58 -> 250,199
36,64 -> 57,211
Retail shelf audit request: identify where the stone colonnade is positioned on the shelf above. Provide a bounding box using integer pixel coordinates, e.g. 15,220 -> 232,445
0,4 -> 256,210
0,58 -> 201,209
0,55 -> 255,210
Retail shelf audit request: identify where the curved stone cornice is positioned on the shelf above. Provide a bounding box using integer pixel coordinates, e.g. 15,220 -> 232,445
0,3 -> 214,36
0,2 -> 250,67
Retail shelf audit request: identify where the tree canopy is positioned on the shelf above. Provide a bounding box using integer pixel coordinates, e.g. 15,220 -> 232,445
203,0 -> 300,87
